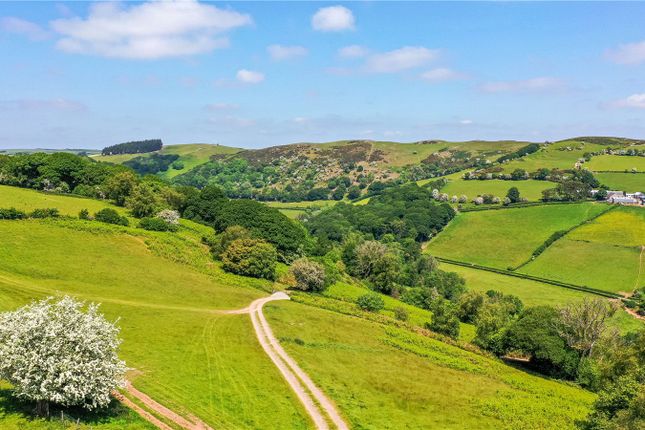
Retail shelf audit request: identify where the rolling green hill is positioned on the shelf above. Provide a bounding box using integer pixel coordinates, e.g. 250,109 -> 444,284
0,186 -> 599,430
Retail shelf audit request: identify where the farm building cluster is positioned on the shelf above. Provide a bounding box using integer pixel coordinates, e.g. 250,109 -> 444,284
592,190 -> 645,206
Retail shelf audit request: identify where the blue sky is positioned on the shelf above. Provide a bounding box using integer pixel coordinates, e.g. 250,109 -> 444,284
1,1 -> 645,149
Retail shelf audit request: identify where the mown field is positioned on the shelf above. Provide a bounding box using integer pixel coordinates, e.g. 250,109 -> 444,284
520,207 -> 645,294
0,187 -> 599,429
94,144 -> 242,179
500,140 -> 606,173
266,301 -> 594,430
586,155 -> 645,172
595,172 -> 645,192
425,202 -> 608,269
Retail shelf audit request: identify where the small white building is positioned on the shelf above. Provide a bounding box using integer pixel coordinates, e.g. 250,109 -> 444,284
609,195 -> 639,205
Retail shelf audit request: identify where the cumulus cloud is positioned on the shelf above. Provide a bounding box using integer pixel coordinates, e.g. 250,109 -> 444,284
267,44 -> 308,60
236,69 -> 264,84
479,77 -> 563,93
50,0 -> 251,59
312,5 -> 355,32
420,67 -> 464,83
0,98 -> 88,112
338,44 -> 368,58
364,46 -> 438,73
611,93 -> 645,109
0,17 -> 50,41
605,41 -> 645,65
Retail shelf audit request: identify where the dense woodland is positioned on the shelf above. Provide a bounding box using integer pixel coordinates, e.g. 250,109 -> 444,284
101,139 -> 163,156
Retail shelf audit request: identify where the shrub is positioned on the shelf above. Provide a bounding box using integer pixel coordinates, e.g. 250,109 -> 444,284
0,207 -> 27,220
426,298 -> 460,339
356,293 -> 385,312
214,225 -> 252,257
79,208 -> 90,220
221,238 -> 277,280
139,217 -> 178,232
290,258 -> 327,292
156,209 -> 180,225
29,208 -> 59,219
393,306 -> 409,321
94,208 -> 129,226
0,297 -> 126,415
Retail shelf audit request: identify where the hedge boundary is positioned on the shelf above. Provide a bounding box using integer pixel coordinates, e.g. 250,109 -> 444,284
436,257 -> 621,299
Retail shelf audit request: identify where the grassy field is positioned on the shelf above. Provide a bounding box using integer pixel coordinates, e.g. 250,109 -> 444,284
425,203 -> 608,269
440,179 -> 552,201
0,219 -> 311,429
520,207 -> 645,294
500,140 -> 606,173
0,185 -> 126,217
94,144 -> 242,179
0,186 -> 601,429
595,172 -> 645,192
587,155 -> 645,172
266,301 -> 594,430
442,263 -> 643,333
265,200 -> 337,218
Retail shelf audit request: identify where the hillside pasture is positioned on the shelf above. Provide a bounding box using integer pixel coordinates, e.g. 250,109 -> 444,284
595,172 -> 645,192
500,140 -> 605,173
0,185 -> 125,217
587,155 -> 645,172
442,263 -> 643,333
266,301 -> 594,430
440,179 -> 551,201
425,203 -> 608,269
521,207 -> 645,294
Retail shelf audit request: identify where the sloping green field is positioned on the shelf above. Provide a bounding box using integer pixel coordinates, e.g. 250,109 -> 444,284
266,301 -> 594,430
425,203 -> 608,269
595,172 -> 645,192
587,155 -> 645,172
0,187 -> 598,429
441,179 -> 552,201
500,140 -> 605,173
94,144 -> 243,179
0,185 -> 125,217
520,207 -> 645,294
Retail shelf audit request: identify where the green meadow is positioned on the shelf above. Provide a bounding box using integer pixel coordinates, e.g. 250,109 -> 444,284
442,263 -> 643,334
440,178 -> 552,201
500,140 -> 605,173
595,172 -> 645,191
0,185 -> 124,217
266,301 -> 594,430
587,155 -> 645,172
425,203 -> 608,269
0,188 -> 600,429
94,143 -> 242,179
521,207 -> 645,294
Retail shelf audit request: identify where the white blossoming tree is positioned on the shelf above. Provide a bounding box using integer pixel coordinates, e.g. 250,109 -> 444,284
0,296 -> 127,416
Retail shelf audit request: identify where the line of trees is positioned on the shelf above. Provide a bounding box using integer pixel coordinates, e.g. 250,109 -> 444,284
101,139 -> 162,156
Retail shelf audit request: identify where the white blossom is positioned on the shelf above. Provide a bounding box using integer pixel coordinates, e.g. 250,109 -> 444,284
0,297 -> 127,412
157,209 -> 180,225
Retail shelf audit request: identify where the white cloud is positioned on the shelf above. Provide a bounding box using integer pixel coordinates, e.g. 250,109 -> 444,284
605,41 -> 645,65
312,6 -> 355,32
420,67 -> 463,82
480,77 -> 563,93
267,44 -> 308,60
50,0 -> 252,59
0,17 -> 50,41
364,46 -> 438,73
460,119 -> 473,125
236,69 -> 264,84
611,93 -> 645,109
338,44 -> 368,58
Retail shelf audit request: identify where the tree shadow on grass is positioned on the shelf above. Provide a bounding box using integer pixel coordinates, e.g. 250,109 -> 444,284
0,385 -> 133,425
